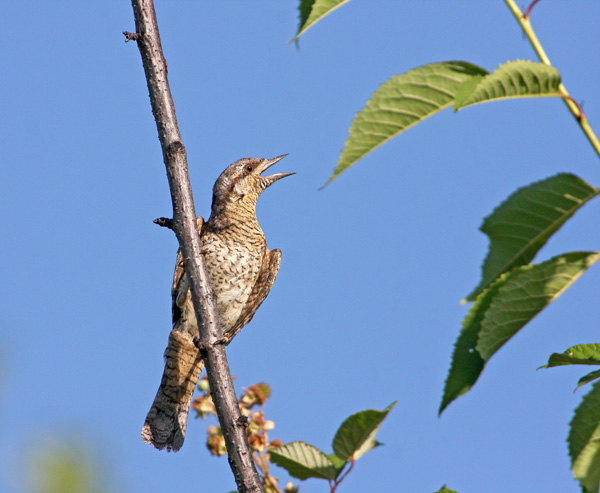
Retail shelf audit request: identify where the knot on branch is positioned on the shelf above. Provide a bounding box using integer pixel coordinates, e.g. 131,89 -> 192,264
154,217 -> 174,229
123,31 -> 142,42
236,415 -> 250,428
193,337 -> 209,356
167,140 -> 186,157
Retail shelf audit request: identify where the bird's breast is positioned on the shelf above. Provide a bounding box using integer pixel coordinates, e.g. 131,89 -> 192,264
201,229 -> 265,331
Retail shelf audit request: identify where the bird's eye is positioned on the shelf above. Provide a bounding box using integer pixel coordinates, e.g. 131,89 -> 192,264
245,165 -> 254,172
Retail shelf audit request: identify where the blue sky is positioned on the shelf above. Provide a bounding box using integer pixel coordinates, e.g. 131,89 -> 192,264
1,1 -> 599,492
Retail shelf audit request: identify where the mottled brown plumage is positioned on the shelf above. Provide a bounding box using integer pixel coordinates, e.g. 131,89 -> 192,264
141,156 -> 292,452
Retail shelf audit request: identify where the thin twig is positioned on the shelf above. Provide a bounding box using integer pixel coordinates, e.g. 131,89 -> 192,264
504,0 -> 600,159
127,1 -> 262,491
563,95 -> 585,122
330,457 -> 355,493
523,0 -> 541,19
122,31 -> 141,42
153,217 -> 173,229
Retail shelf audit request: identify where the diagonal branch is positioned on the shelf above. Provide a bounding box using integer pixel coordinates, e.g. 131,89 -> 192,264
126,1 -> 262,491
504,0 -> 600,159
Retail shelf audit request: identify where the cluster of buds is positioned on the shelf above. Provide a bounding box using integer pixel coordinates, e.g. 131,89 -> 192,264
191,377 -> 301,492
205,425 -> 226,456
191,376 -> 216,419
192,378 -> 280,453
247,409 -> 279,452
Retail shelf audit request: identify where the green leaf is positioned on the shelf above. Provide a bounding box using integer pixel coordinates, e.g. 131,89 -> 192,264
539,344 -> 600,391
269,441 -> 336,480
464,174 -> 599,302
297,0 -> 313,31
332,402 -> 396,461
292,0 -> 351,42
327,453 -> 348,479
440,269 -> 510,414
454,60 -> 562,110
540,344 -> 600,369
441,252 -> 599,413
453,75 -> 484,110
328,61 -> 488,185
569,381 -> 600,493
476,252 -> 600,360
577,370 -> 600,391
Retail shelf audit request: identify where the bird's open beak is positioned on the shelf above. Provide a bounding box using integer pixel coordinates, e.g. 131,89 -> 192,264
259,154 -> 295,187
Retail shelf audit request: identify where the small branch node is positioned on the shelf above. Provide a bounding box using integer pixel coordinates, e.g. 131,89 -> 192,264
167,140 -> 185,157
524,0 -> 541,19
214,337 -> 228,346
237,415 -> 250,427
565,95 -> 586,121
122,31 -> 141,42
153,217 -> 174,229
193,337 -> 209,355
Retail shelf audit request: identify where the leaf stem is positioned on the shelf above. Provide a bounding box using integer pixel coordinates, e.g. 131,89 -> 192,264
504,0 -> 600,159
330,457 -> 355,493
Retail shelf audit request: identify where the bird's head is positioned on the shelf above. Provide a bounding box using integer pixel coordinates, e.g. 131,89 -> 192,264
209,155 -> 293,224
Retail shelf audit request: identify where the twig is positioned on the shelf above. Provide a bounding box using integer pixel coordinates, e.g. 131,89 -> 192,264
122,31 -> 141,42
153,217 -> 173,229
564,95 -> 585,122
504,0 -> 600,159
330,457 -> 355,493
523,0 -> 541,19
126,1 -> 262,491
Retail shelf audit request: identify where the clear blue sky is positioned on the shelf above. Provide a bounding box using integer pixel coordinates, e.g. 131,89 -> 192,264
1,2 -> 599,492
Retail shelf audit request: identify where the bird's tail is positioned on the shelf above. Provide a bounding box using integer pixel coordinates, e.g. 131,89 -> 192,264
141,329 -> 204,452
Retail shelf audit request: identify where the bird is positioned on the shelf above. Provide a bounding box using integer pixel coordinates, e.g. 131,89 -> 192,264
141,155 -> 293,452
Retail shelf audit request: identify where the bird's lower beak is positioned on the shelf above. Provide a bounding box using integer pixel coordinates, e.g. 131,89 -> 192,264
260,154 -> 295,187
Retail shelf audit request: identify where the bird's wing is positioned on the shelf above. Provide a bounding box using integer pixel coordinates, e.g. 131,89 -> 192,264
171,217 -> 204,328
223,247 -> 282,344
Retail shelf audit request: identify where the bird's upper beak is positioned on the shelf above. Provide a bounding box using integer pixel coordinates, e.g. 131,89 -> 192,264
259,154 -> 295,188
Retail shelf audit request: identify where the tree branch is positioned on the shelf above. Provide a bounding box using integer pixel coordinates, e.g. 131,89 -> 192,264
127,1 -> 262,491
504,0 -> 600,159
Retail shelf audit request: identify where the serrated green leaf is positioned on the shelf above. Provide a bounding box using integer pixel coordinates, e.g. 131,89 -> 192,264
292,0 -> 351,42
440,270 -> 511,414
569,381 -> 600,493
464,174 -> 599,302
476,252 -> 600,360
441,252 -> 599,413
454,60 -> 562,110
269,441 -> 336,480
577,370 -> 600,391
328,61 -> 488,184
297,0 -> 313,30
540,344 -> 600,369
453,76 -> 484,110
539,344 -> 600,391
332,402 -> 396,461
